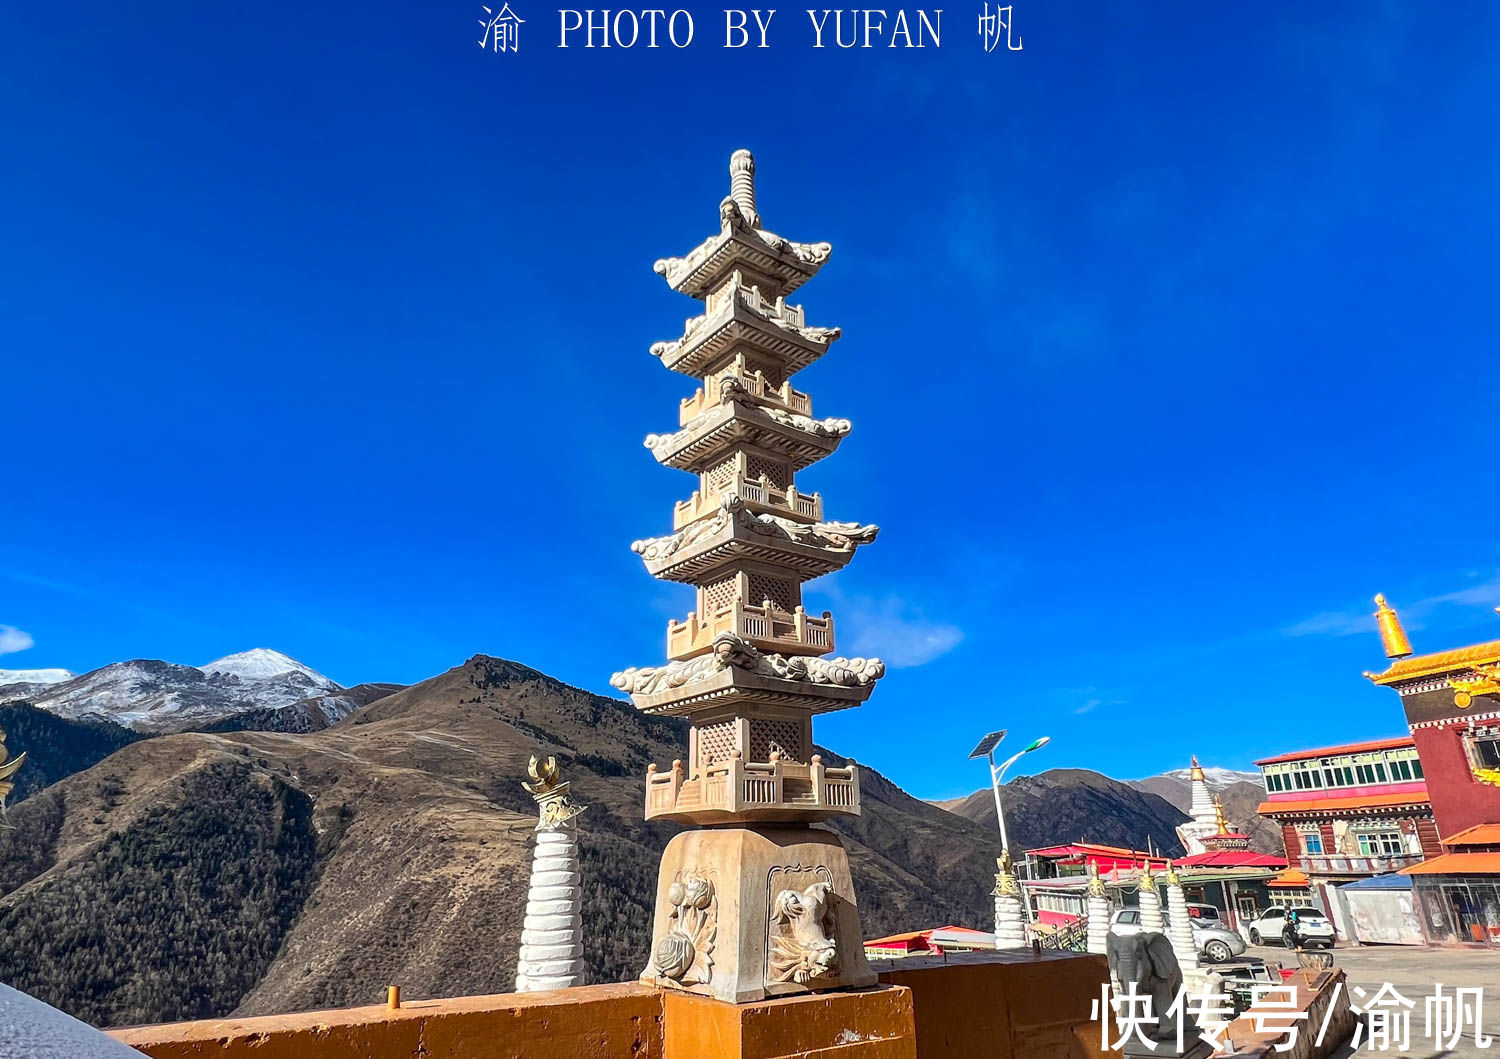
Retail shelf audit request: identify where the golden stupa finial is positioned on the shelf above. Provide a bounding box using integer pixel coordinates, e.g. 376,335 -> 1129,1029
1086,859 -> 1106,897
1189,755 -> 1205,783
1139,860 -> 1157,893
994,849 -> 1020,897
1374,594 -> 1413,660
1213,795 -> 1229,836
523,754 -> 586,832
1164,862 -> 1181,887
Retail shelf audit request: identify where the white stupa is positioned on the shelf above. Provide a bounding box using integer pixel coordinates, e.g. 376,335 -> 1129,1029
514,755 -> 587,992
1175,756 -> 1220,856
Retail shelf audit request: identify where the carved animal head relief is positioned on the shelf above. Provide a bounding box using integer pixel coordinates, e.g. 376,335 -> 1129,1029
650,873 -> 716,986
768,880 -> 840,985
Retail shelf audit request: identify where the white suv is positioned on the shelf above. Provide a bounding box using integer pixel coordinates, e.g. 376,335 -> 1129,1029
1246,905 -> 1335,949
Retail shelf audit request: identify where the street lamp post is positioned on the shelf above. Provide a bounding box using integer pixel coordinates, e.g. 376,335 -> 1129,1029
969,733 -> 1051,855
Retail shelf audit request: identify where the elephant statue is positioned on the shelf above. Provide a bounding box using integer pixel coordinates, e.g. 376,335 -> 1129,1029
1106,930 -> 1193,1046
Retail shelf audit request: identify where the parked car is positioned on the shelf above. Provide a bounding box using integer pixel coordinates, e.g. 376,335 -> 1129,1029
1245,906 -> 1336,949
1109,907 -> 1248,963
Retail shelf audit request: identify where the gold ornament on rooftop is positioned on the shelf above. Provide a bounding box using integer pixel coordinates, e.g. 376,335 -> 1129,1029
1374,594 -> 1413,660
1448,663 -> 1500,709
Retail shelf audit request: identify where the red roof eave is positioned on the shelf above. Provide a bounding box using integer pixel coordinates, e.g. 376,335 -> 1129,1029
1253,735 -> 1416,767
1257,792 -> 1431,816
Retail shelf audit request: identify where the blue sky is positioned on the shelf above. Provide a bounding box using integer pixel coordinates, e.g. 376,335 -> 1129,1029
4,2 -> 1499,799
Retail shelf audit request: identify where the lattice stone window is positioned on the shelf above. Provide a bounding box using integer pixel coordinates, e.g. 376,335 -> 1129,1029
745,454 -> 789,489
698,721 -> 739,766
703,456 -> 737,495
748,573 -> 795,612
701,575 -> 738,614
743,355 -> 785,389
749,718 -> 804,763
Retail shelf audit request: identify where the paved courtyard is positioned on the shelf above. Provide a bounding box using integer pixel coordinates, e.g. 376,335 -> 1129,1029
1243,942 -> 1499,1057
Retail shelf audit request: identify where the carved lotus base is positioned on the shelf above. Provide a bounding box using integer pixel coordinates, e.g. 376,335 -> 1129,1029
641,825 -> 877,1005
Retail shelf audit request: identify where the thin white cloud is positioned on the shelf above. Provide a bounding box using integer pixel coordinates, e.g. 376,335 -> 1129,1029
840,596 -> 963,669
1071,690 -> 1124,716
1283,572 -> 1500,640
0,625 -> 35,656
1282,610 -> 1374,639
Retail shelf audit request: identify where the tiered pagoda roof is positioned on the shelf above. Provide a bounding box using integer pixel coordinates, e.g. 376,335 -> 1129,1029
612,150 -> 884,825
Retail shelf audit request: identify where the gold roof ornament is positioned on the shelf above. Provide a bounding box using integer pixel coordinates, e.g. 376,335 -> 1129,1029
0,728 -> 25,825
1374,594 -> 1413,660
1086,859 -> 1106,898
1138,861 -> 1157,894
1213,796 -> 1229,836
1189,756 -> 1205,783
523,755 -> 587,832
1164,864 -> 1181,888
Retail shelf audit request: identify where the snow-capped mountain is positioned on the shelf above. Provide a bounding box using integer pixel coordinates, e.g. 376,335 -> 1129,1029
0,649 -> 341,733
1150,765 -> 1262,789
201,648 -> 330,684
0,668 -> 78,702
0,668 -> 75,686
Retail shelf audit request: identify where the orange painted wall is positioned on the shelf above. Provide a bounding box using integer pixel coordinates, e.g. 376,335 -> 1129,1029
110,951 -> 1111,1059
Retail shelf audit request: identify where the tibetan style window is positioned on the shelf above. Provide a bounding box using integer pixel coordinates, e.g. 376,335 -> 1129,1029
1302,831 -> 1325,855
1355,830 -> 1405,857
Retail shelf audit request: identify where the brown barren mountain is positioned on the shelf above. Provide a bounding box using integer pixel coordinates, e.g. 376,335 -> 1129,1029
937,768 -> 1191,856
0,655 -> 1007,1028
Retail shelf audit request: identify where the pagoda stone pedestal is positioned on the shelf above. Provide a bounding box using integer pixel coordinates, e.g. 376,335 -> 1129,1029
643,826 -> 877,1004
614,150 -> 887,1007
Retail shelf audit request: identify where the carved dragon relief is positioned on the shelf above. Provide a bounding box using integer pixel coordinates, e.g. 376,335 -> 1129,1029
642,402 -> 858,456
652,199 -> 832,290
648,872 -> 717,986
766,865 -> 840,986
611,631 -> 886,697
630,494 -> 877,566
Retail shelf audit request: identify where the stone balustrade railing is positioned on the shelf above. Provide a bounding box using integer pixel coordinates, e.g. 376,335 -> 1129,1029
667,601 -> 834,660
645,755 -> 859,819
672,474 -> 822,529
679,368 -> 813,424
738,284 -> 805,328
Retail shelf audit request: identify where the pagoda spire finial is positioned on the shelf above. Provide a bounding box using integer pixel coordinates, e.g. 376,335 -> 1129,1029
1189,755 -> 1204,782
729,148 -> 760,228
1374,593 -> 1413,659
1213,795 -> 1229,835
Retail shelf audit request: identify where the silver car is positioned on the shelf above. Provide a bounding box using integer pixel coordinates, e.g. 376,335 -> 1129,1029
1109,907 -> 1249,964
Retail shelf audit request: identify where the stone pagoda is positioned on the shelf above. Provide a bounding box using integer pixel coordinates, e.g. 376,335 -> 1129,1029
611,149 -> 885,1004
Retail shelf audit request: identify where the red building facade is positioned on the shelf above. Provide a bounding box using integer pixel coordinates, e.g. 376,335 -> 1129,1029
1256,736 -> 1439,874
1366,595 -> 1500,944
1367,639 -> 1500,838
1255,735 -> 1438,938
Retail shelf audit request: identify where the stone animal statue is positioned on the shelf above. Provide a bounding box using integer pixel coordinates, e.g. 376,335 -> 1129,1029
768,881 -> 840,984
1106,930 -> 1188,1043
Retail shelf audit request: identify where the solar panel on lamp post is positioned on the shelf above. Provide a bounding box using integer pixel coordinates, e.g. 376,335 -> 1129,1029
970,733 -> 1051,855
